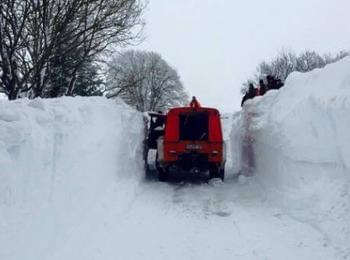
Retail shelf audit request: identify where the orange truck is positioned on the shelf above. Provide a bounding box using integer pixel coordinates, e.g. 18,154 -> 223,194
144,98 -> 226,181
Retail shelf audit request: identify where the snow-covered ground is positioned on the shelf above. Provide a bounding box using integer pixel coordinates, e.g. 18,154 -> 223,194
0,57 -> 349,260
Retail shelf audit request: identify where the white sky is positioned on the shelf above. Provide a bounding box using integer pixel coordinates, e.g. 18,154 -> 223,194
139,0 -> 350,112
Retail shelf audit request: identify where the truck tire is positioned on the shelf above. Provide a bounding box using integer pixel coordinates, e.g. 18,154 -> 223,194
156,152 -> 169,182
158,168 -> 169,182
218,168 -> 225,181
209,166 -> 218,179
209,166 -> 225,181
143,143 -> 150,177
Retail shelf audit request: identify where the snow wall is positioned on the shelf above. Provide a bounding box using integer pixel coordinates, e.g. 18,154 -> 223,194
0,97 -> 144,259
231,57 -> 350,257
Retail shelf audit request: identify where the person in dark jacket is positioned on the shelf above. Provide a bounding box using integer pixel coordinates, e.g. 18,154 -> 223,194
190,96 -> 201,109
266,75 -> 275,90
259,79 -> 267,95
266,75 -> 284,90
241,83 -> 256,107
275,78 -> 284,89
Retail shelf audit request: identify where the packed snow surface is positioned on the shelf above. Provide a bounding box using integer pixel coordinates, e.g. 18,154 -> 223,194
0,56 -> 350,260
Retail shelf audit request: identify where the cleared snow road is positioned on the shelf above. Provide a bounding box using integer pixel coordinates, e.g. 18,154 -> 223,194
44,174 -> 335,260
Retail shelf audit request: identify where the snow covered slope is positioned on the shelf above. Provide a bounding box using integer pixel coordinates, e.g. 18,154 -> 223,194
0,97 -> 144,259
231,57 -> 350,258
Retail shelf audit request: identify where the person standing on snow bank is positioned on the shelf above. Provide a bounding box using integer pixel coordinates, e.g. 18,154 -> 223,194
240,76 -> 284,108
266,75 -> 284,90
266,75 -> 275,90
190,96 -> 201,109
258,79 -> 267,95
241,83 -> 257,107
275,78 -> 284,89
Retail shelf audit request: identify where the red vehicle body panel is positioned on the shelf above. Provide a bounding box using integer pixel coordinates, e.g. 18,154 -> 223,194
162,107 -> 224,166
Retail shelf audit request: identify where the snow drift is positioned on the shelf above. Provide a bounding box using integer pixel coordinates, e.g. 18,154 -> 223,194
231,57 -> 350,258
0,97 -> 144,259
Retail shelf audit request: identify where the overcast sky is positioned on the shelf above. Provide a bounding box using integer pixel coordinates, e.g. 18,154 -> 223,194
139,0 -> 350,112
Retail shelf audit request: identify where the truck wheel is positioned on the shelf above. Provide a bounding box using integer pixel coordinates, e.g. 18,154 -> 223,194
143,143 -> 150,177
158,168 -> 169,182
218,168 -> 225,181
209,166 -> 225,181
209,166 -> 218,179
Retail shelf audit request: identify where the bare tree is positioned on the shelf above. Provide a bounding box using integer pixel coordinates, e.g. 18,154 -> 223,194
295,50 -> 326,72
0,0 -> 146,100
106,50 -> 189,112
0,0 -> 31,99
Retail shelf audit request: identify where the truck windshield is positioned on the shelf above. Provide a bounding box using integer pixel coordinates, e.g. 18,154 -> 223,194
179,112 -> 209,141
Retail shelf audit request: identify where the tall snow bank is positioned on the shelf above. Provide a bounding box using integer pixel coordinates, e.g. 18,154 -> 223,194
0,97 -> 143,259
231,57 -> 350,258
